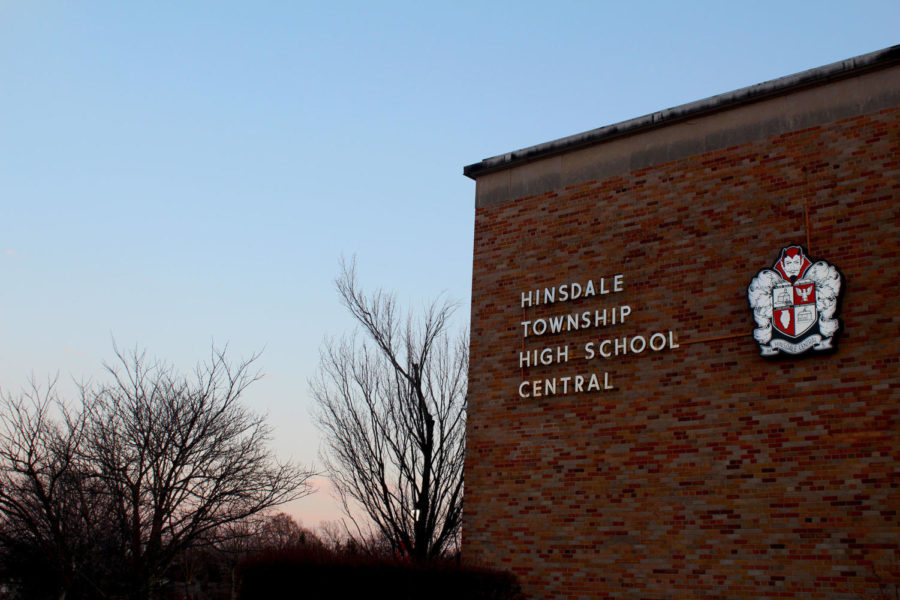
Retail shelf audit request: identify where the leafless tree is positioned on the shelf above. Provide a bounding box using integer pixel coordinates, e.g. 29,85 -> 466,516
0,347 -> 315,600
217,511 -> 320,554
81,346 -> 315,600
316,519 -> 351,551
0,383 -> 76,539
252,512 -> 321,550
311,260 -> 467,561
0,380 -> 120,599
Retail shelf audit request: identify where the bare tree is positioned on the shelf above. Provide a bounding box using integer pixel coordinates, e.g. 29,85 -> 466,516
311,261 -> 467,561
316,519 -> 351,551
0,380 -> 121,600
82,346 -> 314,600
252,512 -> 321,551
0,347 -> 315,600
218,511 -> 321,554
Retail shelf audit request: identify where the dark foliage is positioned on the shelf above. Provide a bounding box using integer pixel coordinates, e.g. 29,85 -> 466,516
237,546 -> 522,600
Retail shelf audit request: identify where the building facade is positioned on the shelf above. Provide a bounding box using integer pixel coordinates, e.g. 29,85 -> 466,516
464,46 -> 899,599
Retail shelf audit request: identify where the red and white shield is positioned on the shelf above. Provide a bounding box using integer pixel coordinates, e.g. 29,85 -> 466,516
772,281 -> 817,337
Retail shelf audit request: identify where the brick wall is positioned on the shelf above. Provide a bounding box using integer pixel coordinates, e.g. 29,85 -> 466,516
465,106 -> 900,599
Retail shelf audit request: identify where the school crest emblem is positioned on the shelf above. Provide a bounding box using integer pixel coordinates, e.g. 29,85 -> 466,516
747,246 -> 843,356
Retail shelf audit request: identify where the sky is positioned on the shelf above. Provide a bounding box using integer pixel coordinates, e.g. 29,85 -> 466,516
1,1 -> 897,528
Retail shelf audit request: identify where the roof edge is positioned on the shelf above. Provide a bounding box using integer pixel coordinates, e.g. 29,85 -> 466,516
463,45 -> 900,180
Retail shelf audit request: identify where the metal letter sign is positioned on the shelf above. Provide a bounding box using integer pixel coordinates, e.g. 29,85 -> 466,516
748,246 -> 843,356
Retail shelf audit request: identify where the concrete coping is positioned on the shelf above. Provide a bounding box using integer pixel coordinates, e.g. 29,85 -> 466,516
463,45 -> 900,180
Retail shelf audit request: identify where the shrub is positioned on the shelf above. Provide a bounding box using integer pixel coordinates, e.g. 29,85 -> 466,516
237,546 -> 522,600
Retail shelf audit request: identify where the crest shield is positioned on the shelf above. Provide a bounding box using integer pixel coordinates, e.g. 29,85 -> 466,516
771,281 -> 818,337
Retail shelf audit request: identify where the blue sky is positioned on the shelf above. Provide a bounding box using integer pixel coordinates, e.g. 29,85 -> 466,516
1,1 -> 897,525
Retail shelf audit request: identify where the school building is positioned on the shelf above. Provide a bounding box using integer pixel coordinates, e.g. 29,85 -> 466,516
463,45 -> 899,599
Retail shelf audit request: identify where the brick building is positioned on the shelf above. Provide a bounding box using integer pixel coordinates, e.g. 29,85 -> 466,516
463,46 -> 899,599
